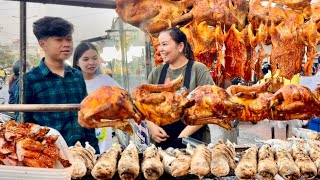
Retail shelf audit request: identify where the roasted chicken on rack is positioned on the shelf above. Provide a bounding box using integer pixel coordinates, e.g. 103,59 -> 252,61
227,81 -> 273,122
183,85 -> 244,130
270,84 -> 320,120
132,75 -> 193,126
78,86 -> 142,133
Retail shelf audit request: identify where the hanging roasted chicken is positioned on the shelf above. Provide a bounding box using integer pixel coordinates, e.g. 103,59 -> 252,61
224,24 -> 250,81
192,0 -> 249,31
183,85 -> 244,130
299,20 -> 319,76
269,21 -> 305,80
180,21 -> 217,70
248,0 -> 304,30
78,86 -> 142,133
132,75 -> 194,126
146,31 -> 163,66
116,0 -> 192,34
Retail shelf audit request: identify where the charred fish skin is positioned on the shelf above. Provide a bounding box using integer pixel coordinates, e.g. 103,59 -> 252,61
91,144 -> 121,180
142,144 -> 164,180
118,142 -> 140,180
190,144 -> 211,179
235,145 -> 258,179
258,144 -> 278,180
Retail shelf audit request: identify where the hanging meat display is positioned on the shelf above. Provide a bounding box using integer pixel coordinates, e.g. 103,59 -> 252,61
116,0 -> 320,86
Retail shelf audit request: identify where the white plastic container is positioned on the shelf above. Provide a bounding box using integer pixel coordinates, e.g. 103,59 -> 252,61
0,128 -> 73,180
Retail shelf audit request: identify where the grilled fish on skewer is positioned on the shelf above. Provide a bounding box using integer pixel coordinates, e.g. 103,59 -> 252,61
141,144 -> 164,180
292,142 -> 317,179
91,144 -> 121,180
235,146 -> 258,179
118,142 -> 139,180
275,148 -> 300,180
190,144 -> 211,179
258,144 -> 278,180
210,139 -> 236,177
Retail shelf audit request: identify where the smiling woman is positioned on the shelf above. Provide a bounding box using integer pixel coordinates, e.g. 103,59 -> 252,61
146,27 -> 215,149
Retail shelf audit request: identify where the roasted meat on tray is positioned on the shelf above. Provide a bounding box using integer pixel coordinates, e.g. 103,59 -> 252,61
132,75 -> 193,126
275,148 -> 300,180
158,148 -> 176,176
70,141 -> 96,178
78,86 -> 142,133
167,148 -> 192,177
0,121 -> 70,168
292,142 -> 317,179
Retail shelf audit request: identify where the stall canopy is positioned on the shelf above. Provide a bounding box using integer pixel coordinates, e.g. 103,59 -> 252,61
8,0 -> 116,9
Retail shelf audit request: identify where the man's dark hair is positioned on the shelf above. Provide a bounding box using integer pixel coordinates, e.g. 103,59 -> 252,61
33,16 -> 74,40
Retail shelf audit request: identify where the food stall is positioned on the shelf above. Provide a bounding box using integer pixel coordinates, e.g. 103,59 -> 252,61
1,0 -> 320,179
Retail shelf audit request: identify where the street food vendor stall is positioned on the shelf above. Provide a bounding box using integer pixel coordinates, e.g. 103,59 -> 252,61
1,0 -> 320,179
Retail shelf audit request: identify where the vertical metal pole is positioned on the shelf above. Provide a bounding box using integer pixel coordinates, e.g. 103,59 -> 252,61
119,20 -> 129,91
145,33 -> 152,76
118,20 -> 129,145
19,2 -> 27,123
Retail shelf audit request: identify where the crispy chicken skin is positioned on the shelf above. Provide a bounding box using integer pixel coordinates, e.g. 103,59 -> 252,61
116,0 -> 192,34
269,21 -> 305,80
183,85 -> 243,130
132,75 -> 194,126
79,86 -> 142,133
270,84 -> 320,120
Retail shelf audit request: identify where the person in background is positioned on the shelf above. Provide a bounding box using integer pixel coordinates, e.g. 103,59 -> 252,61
316,56 -> 320,77
8,60 -> 32,104
147,27 -> 215,149
16,17 -> 99,152
73,42 -> 121,153
0,67 -> 5,84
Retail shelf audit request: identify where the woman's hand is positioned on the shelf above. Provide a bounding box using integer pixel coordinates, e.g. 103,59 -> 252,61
146,121 -> 169,143
178,125 -> 203,138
